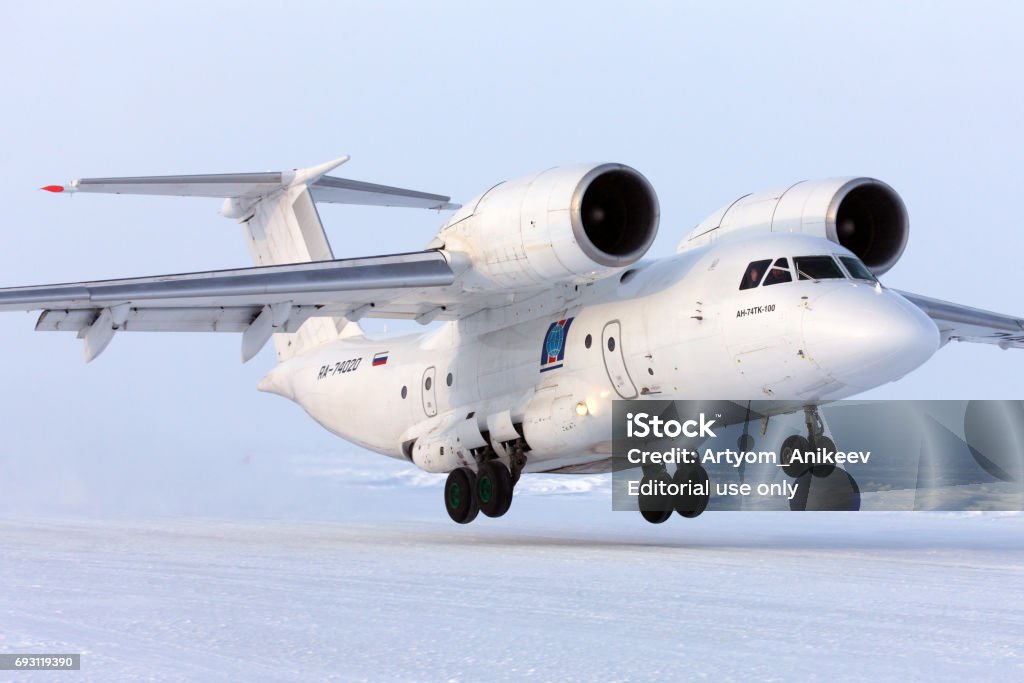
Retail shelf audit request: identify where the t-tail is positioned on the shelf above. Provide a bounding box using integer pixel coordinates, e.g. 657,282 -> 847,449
42,156 -> 459,361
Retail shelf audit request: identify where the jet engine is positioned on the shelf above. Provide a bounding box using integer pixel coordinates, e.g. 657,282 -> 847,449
437,163 -> 660,288
678,177 -> 909,275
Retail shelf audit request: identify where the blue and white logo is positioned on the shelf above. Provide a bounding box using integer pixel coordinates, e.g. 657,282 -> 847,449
540,317 -> 574,372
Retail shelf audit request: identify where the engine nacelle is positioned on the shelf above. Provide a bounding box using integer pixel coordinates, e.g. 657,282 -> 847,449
437,163 -> 659,288
678,177 -> 909,275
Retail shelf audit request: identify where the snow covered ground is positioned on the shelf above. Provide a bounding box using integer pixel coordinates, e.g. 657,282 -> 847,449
2,450 -> 1023,681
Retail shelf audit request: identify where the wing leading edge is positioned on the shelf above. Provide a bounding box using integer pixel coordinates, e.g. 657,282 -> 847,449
898,290 -> 1024,349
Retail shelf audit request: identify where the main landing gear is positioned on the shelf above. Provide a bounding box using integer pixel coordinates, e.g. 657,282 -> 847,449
444,461 -> 516,524
638,462 -> 711,524
444,439 -> 526,524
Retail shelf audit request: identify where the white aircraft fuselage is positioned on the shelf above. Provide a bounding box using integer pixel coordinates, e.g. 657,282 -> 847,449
260,232 -> 939,474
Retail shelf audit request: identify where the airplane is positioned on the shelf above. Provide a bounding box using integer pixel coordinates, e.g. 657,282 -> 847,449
2,156 -> 1022,524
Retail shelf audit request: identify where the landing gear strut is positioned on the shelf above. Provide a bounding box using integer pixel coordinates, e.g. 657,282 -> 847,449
780,405 -> 836,478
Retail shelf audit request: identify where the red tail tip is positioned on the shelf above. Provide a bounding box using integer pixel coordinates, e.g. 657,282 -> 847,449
41,185 -> 64,193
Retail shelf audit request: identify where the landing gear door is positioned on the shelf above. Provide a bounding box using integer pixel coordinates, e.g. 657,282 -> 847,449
602,320 -> 638,399
422,366 -> 437,417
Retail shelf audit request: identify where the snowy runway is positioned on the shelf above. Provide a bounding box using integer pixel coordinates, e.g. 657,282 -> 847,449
2,452 -> 1023,681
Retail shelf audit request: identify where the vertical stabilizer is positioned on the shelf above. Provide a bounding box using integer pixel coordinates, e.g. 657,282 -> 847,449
221,158 -> 351,360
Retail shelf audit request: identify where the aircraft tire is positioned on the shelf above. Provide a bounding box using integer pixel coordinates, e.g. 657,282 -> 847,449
639,470 -> 674,524
674,463 -> 710,518
811,436 -> 837,478
477,460 -> 514,518
445,467 -> 480,524
781,435 -> 812,478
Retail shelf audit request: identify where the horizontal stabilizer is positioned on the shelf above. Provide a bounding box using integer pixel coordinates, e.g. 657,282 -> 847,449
42,155 -> 460,210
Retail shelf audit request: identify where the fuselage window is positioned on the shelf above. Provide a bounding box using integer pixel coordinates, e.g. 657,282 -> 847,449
794,255 -> 845,281
762,257 -> 793,286
839,256 -> 878,282
739,259 -> 772,290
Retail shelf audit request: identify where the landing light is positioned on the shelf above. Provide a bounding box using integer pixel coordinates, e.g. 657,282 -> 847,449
575,401 -> 589,417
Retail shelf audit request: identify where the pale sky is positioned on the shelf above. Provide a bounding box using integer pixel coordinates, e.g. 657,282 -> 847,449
1,1 -> 1022,515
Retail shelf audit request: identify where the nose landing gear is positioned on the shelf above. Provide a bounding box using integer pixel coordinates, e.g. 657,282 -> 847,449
780,405 -> 836,478
779,405 -> 861,511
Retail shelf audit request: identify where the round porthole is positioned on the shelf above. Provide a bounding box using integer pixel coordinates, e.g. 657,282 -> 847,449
446,372 -> 453,387
607,337 -> 616,352
425,377 -> 432,391
401,386 -> 408,399
585,334 -> 592,349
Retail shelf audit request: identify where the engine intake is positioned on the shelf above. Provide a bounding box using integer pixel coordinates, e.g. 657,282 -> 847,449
831,179 -> 908,274
575,167 -> 659,267
679,176 -> 909,275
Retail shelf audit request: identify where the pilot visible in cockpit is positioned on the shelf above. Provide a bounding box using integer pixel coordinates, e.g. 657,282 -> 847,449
745,265 -> 762,288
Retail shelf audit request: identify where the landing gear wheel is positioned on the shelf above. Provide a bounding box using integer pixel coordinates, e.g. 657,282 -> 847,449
811,436 -> 837,478
639,470 -> 674,524
674,464 -> 710,518
476,460 -> 514,518
781,435 -> 811,478
445,467 -> 480,524
790,468 -> 861,511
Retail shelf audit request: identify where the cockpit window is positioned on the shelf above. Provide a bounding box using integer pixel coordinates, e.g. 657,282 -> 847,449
739,259 -> 772,290
839,256 -> 878,282
762,257 -> 793,286
794,255 -> 845,280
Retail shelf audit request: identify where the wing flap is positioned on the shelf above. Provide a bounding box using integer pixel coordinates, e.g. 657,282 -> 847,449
35,306 -> 324,334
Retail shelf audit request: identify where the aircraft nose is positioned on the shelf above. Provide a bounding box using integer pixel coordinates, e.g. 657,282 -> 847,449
802,286 -> 940,390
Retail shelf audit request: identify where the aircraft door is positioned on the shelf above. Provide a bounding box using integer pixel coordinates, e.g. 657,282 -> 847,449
422,366 -> 438,417
601,321 -> 638,399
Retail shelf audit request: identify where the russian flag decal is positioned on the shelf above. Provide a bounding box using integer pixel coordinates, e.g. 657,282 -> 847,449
373,351 -> 389,367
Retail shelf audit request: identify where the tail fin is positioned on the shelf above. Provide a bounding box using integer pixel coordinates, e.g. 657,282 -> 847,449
220,157 -> 349,360
46,155 -> 459,361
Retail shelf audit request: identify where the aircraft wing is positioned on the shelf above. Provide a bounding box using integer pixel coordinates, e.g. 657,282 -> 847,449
0,251 -> 520,361
897,290 -> 1024,349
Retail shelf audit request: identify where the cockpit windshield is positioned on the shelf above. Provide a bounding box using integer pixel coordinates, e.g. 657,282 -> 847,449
738,254 -> 879,290
794,256 -> 845,280
739,259 -> 771,290
762,258 -> 792,286
839,256 -> 877,282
